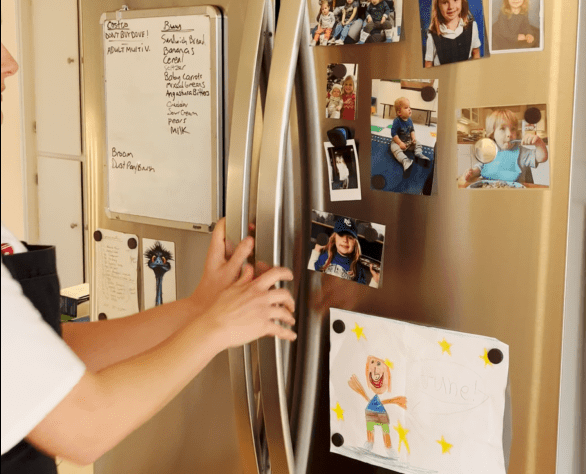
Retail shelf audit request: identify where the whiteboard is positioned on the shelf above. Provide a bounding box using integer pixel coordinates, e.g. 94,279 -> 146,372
101,7 -> 224,231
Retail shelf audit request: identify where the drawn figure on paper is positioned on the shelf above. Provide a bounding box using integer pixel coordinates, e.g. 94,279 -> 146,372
348,356 -> 407,458
144,241 -> 173,306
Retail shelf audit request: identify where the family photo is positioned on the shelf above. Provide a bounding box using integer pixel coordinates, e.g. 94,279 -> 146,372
310,0 -> 403,45
370,79 -> 438,195
456,104 -> 549,188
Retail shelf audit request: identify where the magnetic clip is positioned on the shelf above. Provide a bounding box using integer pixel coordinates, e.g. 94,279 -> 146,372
117,5 -> 129,20
327,126 -> 352,148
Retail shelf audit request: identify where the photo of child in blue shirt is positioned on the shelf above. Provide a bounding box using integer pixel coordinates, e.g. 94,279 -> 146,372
461,108 -> 548,184
390,97 -> 429,171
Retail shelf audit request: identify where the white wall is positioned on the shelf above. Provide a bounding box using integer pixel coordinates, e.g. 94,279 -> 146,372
1,0 -> 26,240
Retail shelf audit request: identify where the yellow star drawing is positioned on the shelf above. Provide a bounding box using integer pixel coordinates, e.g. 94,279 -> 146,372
438,338 -> 452,356
436,435 -> 453,454
393,421 -> 410,454
331,402 -> 344,421
352,323 -> 366,341
385,359 -> 394,369
480,348 -> 493,367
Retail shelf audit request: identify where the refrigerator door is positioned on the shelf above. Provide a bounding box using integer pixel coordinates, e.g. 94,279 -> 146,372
80,0 -> 273,472
256,2 -> 583,474
225,0 -> 275,472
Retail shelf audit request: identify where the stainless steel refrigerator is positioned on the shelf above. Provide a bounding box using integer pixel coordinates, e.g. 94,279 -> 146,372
80,0 -> 585,473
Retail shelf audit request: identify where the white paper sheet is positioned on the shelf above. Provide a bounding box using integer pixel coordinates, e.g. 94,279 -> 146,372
95,228 -> 139,319
329,308 -> 509,474
142,238 -> 177,310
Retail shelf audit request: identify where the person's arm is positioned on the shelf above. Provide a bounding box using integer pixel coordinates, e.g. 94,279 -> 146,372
341,8 -> 347,24
62,219 -> 254,372
393,135 -> 405,149
348,7 -> 357,22
27,262 -> 296,466
523,133 -> 548,163
410,130 -> 417,143
471,22 -> 481,58
424,32 -> 435,67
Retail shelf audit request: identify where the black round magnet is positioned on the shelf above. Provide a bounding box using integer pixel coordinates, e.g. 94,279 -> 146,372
421,86 -> 436,102
93,230 -> 103,242
127,238 -> 138,249
331,64 -> 347,80
98,313 -> 108,321
331,433 -> 344,447
371,174 -> 386,190
364,227 -> 379,243
488,348 -> 504,365
524,107 -> 542,124
333,320 -> 346,334
316,233 -> 330,246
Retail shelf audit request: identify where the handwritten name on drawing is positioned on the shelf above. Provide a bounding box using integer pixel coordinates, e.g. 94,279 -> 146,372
417,360 -> 488,410
111,148 -> 155,174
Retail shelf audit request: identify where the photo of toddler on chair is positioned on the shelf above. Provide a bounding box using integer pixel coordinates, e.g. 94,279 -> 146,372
456,104 -> 549,189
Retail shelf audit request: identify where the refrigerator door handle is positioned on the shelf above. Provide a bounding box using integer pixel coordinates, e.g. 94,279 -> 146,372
226,0 -> 275,472
255,0 -> 308,472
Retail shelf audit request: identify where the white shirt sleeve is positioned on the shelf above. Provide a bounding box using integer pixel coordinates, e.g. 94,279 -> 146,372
425,32 -> 436,64
471,21 -> 481,50
1,263 -> 86,455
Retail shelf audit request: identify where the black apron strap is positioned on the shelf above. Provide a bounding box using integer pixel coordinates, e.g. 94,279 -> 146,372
1,244 -> 61,474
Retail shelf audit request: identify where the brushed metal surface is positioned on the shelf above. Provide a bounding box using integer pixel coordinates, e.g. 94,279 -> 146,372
81,0 -> 253,472
225,0 -> 273,472
301,0 -> 580,473
255,0 -> 307,472
556,1 -> 586,473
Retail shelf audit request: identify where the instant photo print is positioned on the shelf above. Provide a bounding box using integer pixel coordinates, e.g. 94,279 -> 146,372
324,139 -> 362,201
371,79 -> 438,195
309,0 -> 404,46
456,104 -> 549,189
489,0 -> 544,53
418,0 -> 486,68
326,63 -> 358,121
308,211 -> 385,289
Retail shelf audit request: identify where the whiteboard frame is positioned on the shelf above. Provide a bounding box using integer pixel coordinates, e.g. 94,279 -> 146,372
100,6 -> 225,233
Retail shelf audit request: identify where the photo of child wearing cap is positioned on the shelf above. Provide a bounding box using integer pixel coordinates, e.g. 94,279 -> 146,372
308,212 -> 385,288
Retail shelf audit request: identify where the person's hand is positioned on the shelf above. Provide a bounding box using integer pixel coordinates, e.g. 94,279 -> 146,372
518,34 -> 526,41
399,141 -> 407,150
336,105 -> 342,111
367,16 -> 372,23
464,167 -> 479,182
190,218 -> 255,313
411,138 -> 417,144
314,243 -> 326,253
369,264 -> 380,284
526,34 -> 534,44
205,264 -> 296,347
522,133 -> 543,146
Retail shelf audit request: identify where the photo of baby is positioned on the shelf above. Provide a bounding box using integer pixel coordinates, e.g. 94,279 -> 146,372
310,0 -> 404,46
324,139 -> 361,201
418,0 -> 486,67
456,104 -> 549,188
308,211 -> 385,289
327,63 -> 358,121
370,79 -> 438,195
490,0 -> 543,53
